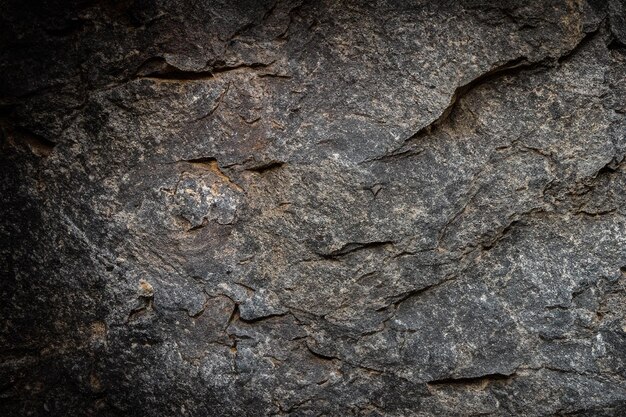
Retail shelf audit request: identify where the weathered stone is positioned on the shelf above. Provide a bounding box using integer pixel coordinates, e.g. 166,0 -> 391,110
1,1 -> 626,415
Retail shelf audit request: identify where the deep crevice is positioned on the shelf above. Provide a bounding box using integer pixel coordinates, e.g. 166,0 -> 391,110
245,161 -> 285,174
239,312 -> 288,324
387,277 -> 454,310
366,25 -> 605,165
318,241 -> 394,259
557,26 -> 603,64
135,57 -> 273,81
427,372 -> 514,386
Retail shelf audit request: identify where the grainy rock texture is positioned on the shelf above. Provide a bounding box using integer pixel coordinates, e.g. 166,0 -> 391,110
2,0 -> 626,415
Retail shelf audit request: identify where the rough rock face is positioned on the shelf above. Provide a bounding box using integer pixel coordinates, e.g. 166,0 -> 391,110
1,0 -> 626,415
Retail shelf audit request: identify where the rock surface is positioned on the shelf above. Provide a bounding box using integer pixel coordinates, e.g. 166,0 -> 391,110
2,0 -> 626,415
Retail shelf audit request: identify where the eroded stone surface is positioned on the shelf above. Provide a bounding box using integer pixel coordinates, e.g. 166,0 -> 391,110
1,1 -> 626,415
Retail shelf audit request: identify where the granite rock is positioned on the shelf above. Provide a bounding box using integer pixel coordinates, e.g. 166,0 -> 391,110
1,0 -> 626,415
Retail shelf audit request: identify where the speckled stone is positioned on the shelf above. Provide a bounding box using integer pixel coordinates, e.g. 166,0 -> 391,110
2,1 -> 626,416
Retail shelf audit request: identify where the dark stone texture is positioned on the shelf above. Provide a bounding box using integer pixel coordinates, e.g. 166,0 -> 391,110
1,1 -> 626,415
